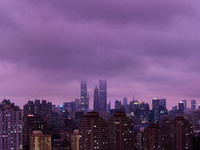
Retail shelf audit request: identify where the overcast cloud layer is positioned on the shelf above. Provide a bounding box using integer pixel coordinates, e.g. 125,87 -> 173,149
1,0 -> 200,108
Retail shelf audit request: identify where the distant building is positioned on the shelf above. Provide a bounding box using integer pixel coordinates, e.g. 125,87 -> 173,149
178,102 -> 184,114
191,100 -> 196,111
80,81 -> 88,112
160,99 -> 166,109
123,97 -> 128,107
152,98 -> 160,122
29,130 -> 51,150
99,80 -> 107,111
0,100 -> 23,150
182,100 -> 187,113
115,100 -> 121,110
172,105 -> 177,111
75,99 -> 80,110
123,97 -> 128,113
93,86 -> 99,111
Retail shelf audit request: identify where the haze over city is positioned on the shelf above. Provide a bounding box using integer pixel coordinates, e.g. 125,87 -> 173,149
1,0 -> 200,108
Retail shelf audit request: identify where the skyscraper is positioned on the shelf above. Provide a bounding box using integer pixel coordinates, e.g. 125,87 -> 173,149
0,100 -> 23,150
93,86 -> 99,111
160,99 -> 166,109
123,97 -> 128,113
191,100 -> 196,111
80,81 -> 88,112
115,100 -> 121,110
178,101 -> 184,114
152,98 -> 160,122
182,100 -> 187,113
123,97 -> 128,107
99,80 -> 107,111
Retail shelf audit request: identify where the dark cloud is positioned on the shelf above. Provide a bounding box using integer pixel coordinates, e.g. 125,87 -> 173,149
0,0 -> 200,108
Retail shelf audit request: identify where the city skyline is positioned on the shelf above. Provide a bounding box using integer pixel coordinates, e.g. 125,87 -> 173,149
1,0 -> 200,108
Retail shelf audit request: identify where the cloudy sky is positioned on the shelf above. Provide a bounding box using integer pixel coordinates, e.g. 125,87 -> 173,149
1,0 -> 200,109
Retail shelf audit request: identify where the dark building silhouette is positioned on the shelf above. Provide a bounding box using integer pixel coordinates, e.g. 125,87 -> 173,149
108,112 -> 135,150
99,80 -> 107,111
160,99 -> 166,109
23,101 -> 34,118
123,97 -> 128,107
74,111 -> 84,127
115,100 -> 121,110
161,118 -> 175,150
182,100 -> 187,113
152,98 -> 160,122
191,100 -> 196,111
80,81 -> 88,112
174,117 -> 193,150
79,112 -> 109,150
178,101 -> 184,114
143,124 -> 160,150
23,114 -> 48,149
93,86 -> 99,111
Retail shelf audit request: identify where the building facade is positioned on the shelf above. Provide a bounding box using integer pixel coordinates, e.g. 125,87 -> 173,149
0,100 -> 23,150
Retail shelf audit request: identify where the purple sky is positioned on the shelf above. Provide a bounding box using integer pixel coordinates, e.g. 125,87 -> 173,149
1,0 -> 200,109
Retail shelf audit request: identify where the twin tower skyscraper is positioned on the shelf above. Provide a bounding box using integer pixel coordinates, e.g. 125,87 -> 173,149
80,80 -> 107,112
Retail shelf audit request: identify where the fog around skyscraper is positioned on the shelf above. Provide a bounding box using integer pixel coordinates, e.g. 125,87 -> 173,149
0,0 -> 200,108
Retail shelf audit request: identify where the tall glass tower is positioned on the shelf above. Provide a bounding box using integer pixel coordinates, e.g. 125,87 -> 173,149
93,86 -> 99,111
80,81 -> 88,112
99,80 -> 107,111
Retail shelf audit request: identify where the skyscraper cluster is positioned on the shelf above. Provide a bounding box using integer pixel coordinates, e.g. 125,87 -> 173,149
0,81 -> 200,149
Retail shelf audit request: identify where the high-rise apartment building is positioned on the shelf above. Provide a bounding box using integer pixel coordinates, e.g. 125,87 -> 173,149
71,129 -> 79,150
23,101 -> 34,117
0,100 -> 23,150
143,124 -> 160,150
108,112 -> 135,150
80,81 -> 88,112
29,130 -> 51,150
93,86 -> 99,111
191,100 -> 196,111
99,80 -> 107,111
160,119 -> 175,150
23,114 -> 47,149
79,112 -> 109,150
174,117 -> 193,150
